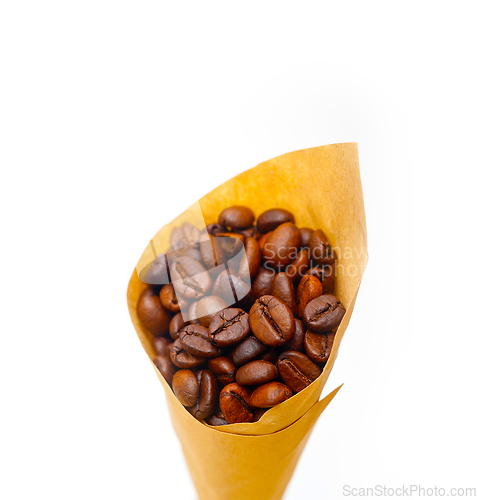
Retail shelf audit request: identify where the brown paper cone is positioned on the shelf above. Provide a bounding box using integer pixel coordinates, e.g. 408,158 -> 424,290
127,142 -> 368,499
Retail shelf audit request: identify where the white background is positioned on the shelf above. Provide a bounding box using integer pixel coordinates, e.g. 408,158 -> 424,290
1,2 -> 476,499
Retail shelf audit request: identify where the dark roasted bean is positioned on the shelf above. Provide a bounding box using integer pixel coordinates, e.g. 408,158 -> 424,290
153,355 -> 176,385
170,256 -> 212,299
219,383 -> 255,423
286,247 -> 310,282
206,223 -> 227,236
169,312 -> 187,340
160,283 -> 187,313
207,413 -> 230,426
282,319 -> 305,352
199,233 -> 226,272
236,360 -> 278,386
170,223 -> 200,256
299,228 -> 313,248
189,370 -> 219,420
208,356 -> 236,386
309,229 -> 335,266
304,331 -> 335,363
215,232 -> 245,259
257,348 -> 280,363
238,237 -> 262,280
172,369 -> 199,407
179,325 -> 224,358
231,336 -> 268,366
137,287 -> 172,336
209,308 -> 250,347
302,294 -> 346,332
252,408 -> 269,422
250,382 -> 293,408
236,225 -> 259,239
251,266 -> 275,297
306,264 -> 336,294
277,351 -> 322,393
151,336 -> 172,356
258,231 -> 272,250
219,206 -> 255,230
169,339 -> 206,368
186,301 -> 200,324
195,295 -> 229,327
296,275 -> 323,318
262,222 -> 302,270
249,295 -> 295,347
140,253 -> 171,285
257,209 -> 295,234
271,272 -> 297,315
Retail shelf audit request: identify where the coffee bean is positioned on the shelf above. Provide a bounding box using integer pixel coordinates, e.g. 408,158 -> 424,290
219,383 -> 255,423
179,325 -> 224,358
169,312 -> 187,340
195,295 -> 229,327
304,331 -> 335,363
236,360 -> 278,386
257,209 -> 295,234
286,248 -> 310,282
172,369 -> 199,407
228,275 -> 257,310
250,382 -> 293,408
207,356 -> 236,385
253,408 -> 269,422
208,308 -> 250,347
299,228 -> 313,248
251,267 -> 276,297
206,223 -> 227,236
306,264 -> 336,294
231,336 -> 268,367
199,233 -> 226,272
160,283 -> 187,313
170,339 -> 206,368
262,222 -> 301,270
212,268 -> 237,305
186,301 -> 200,324
189,369 -> 219,420
238,237 -> 262,280
137,287 -> 172,336
170,223 -> 200,255
152,336 -> 172,356
302,294 -> 346,332
153,355 -> 176,385
249,295 -> 295,347
207,413 -> 229,426
170,256 -> 212,299
309,229 -> 335,266
277,351 -> 322,393
219,206 -> 255,230
297,274 -> 323,318
236,225 -> 259,239
215,232 -> 245,259
258,348 -> 280,363
282,318 -> 305,352
271,272 -> 297,315
140,253 -> 171,285
258,231 -> 272,250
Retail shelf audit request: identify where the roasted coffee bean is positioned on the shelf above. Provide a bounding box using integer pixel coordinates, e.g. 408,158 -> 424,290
236,360 -> 278,386
170,339 -> 206,368
304,331 -> 335,363
137,287 -> 172,336
299,228 -> 314,248
189,369 -> 219,420
206,223 -> 227,236
215,232 -> 245,258
140,253 -> 171,285
208,308 -> 250,346
152,336 -> 172,356
207,413 -> 229,426
236,225 -> 259,239
258,348 -> 280,363
258,231 -> 272,250
238,237 -> 262,280
302,294 -> 346,332
231,336 -> 268,366
249,295 -> 295,347
186,301 -> 200,324
153,355 -> 176,385
169,312 -> 187,340
208,356 -> 236,386
199,233 -> 226,272
251,267 -> 275,297
196,295 -> 229,327
219,206 -> 255,230
257,208 -> 295,234
253,408 -> 269,422
172,369 -> 199,407
277,351 -> 322,393
309,229 -> 335,266
262,222 -> 301,270
179,325 -> 224,358
306,264 -> 336,294
271,272 -> 297,315
212,268 -> 237,304
250,382 -> 293,408
160,283 -> 187,313
170,256 -> 212,299
282,319 -> 305,352
296,275 -> 323,318
170,223 -> 200,255
286,248 -> 310,282
219,383 -> 255,423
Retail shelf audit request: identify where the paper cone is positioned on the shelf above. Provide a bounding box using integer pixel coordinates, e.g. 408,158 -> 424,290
127,143 -> 368,499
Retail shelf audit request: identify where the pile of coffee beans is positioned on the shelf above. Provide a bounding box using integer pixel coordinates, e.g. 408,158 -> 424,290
137,206 -> 345,424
